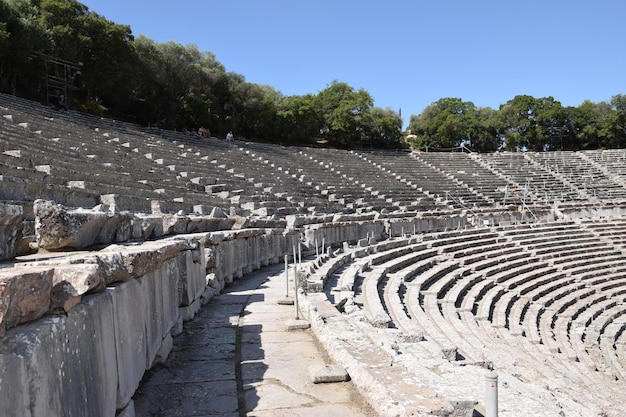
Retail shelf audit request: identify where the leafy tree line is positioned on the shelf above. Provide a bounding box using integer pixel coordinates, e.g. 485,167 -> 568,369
0,0 -> 402,148
408,95 -> 626,152
1,0 -> 623,151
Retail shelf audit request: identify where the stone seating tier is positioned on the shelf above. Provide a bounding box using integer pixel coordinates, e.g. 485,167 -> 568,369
5,93 -> 626,416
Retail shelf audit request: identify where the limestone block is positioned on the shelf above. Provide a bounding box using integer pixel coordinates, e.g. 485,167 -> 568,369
161,257 -> 181,335
34,199 -> 131,250
0,202 -> 23,261
141,256 -> 179,369
107,280 -> 147,409
170,315 -> 184,337
142,269 -> 166,369
0,292 -> 117,417
162,213 -> 189,235
131,213 -> 164,240
0,267 -> 53,335
51,263 -> 104,313
177,249 -> 206,306
0,353 -> 31,417
309,364 -> 349,384
98,211 -> 133,243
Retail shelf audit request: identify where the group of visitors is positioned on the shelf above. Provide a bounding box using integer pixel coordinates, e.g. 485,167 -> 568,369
182,126 -> 235,144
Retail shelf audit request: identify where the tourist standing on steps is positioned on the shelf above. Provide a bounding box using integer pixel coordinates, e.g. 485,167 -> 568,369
226,130 -> 234,144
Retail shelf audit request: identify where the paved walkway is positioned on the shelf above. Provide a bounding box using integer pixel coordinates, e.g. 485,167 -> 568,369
133,262 -> 376,417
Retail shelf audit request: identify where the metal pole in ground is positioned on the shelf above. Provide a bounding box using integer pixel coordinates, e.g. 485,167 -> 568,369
485,370 -> 498,417
284,254 -> 289,298
293,244 -> 299,319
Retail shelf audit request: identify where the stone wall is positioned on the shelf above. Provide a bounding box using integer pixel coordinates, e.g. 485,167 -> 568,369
0,228 -> 296,417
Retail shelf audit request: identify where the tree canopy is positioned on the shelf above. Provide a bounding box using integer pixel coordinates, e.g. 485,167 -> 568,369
0,0 -> 623,151
408,95 -> 626,152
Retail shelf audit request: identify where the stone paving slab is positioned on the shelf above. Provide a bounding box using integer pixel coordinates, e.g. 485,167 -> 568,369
133,262 -> 376,417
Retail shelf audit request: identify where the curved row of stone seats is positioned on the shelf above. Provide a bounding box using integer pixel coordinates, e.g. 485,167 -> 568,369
465,222 -> 626,377
305,240 -> 493,415
413,151 -> 513,205
0,113 -> 233,214
411,223 -> 626,412
580,217 -> 626,249
581,148 -> 626,183
295,147 -> 403,213
475,151 -> 585,204
410,153 -> 494,208
222,143 -> 347,215
365,151 -> 476,209
350,150 -> 447,210
340,150 -> 431,210
309,219 -> 626,415
0,94 -> 311,216
531,151 -> 626,201
0,98 -> 310,216
166,141 -> 306,214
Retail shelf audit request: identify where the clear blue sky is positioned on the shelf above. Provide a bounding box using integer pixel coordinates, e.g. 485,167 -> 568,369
81,0 -> 625,128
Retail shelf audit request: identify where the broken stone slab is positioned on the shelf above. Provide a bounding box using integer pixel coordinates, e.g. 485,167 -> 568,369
309,364 -> 349,384
51,264 -> 105,313
161,213 -> 235,235
33,200 -> 132,251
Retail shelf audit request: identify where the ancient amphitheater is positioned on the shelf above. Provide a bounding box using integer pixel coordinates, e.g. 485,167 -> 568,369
1,93 -> 626,416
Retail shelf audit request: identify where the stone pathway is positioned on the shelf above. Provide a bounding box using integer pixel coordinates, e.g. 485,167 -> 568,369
133,262 -> 376,417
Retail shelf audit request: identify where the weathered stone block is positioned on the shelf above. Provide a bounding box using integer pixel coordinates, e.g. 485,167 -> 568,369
0,267 -> 53,334
107,280 -> 147,409
51,264 -> 104,313
0,202 -> 23,261
0,353 -> 31,417
309,364 -> 349,384
0,291 -> 117,417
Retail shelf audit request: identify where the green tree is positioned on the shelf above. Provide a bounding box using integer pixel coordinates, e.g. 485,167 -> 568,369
316,80 -> 373,147
407,98 -> 479,150
566,101 -> 607,149
362,107 -> 403,148
0,0 -> 52,94
497,95 -> 565,151
132,37 -> 226,129
277,93 -> 322,143
472,106 -> 501,152
37,0 -> 137,110
609,94 -> 626,148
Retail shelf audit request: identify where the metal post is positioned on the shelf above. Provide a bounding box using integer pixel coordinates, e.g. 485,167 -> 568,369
284,254 -> 289,298
485,370 -> 498,417
293,253 -> 299,320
